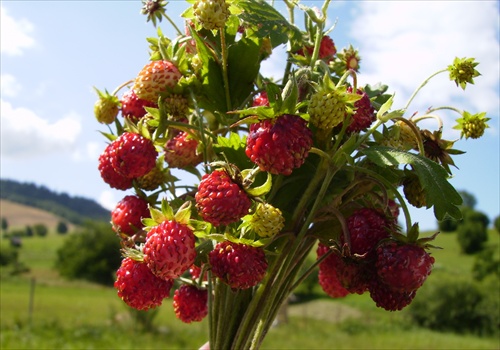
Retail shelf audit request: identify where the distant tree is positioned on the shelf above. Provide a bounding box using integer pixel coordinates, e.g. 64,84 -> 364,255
1,217 -> 8,232
459,190 -> 477,209
494,215 -> 500,233
56,221 -> 69,235
462,209 -> 490,229
55,221 -> 122,286
457,221 -> 488,254
25,226 -> 34,237
33,223 -> 48,237
472,248 -> 500,281
438,216 -> 459,232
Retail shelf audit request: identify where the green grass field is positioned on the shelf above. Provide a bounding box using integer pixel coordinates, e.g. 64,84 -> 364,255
1,229 -> 499,349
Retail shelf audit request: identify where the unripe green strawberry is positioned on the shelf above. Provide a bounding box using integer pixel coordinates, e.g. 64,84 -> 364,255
193,0 -> 230,30
403,173 -> 426,208
163,94 -> 190,120
133,60 -> 182,102
455,111 -> 490,139
250,203 -> 285,238
308,89 -> 347,130
137,165 -> 167,191
447,57 -> 480,90
94,88 -> 120,124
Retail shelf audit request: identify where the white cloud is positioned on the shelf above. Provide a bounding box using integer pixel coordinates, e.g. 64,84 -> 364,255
0,5 -> 36,56
0,99 -> 82,158
0,74 -> 22,97
98,190 -> 118,211
349,1 -> 499,136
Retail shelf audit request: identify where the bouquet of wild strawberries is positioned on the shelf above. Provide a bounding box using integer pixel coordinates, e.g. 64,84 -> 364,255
93,0 -> 489,348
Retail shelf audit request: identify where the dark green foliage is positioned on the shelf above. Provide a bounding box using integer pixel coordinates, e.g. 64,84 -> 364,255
0,246 -> 18,266
437,216 -> 458,232
409,275 -> 499,336
457,221 -> 488,254
462,208 -> 490,229
0,179 -> 110,225
25,226 -> 34,237
1,217 -> 8,231
57,221 -> 69,235
33,224 -> 48,237
472,247 -> 500,281
493,215 -> 500,233
55,221 -> 122,286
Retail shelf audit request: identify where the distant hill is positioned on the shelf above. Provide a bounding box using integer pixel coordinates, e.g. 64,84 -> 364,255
0,179 -> 110,225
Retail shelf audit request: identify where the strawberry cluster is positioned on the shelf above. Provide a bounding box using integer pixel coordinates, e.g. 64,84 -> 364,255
92,0 -> 485,345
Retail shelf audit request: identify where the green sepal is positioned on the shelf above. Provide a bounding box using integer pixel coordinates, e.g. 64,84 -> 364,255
377,93 -> 395,122
243,171 -> 272,197
174,201 -> 192,226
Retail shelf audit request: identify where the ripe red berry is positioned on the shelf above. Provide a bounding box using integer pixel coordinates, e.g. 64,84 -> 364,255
252,91 -> 270,107
164,131 -> 202,169
143,220 -> 197,280
173,284 -> 208,323
195,169 -> 252,227
114,257 -> 173,311
98,143 -> 133,190
316,244 -> 349,298
368,277 -> 416,311
120,89 -> 157,122
245,114 -> 313,176
375,241 -> 435,293
209,241 -> 267,290
110,132 -> 158,179
346,87 -> 375,133
344,208 -> 391,258
111,195 -> 150,236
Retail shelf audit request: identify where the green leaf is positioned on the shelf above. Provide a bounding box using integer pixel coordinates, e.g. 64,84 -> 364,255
362,146 -> 463,221
213,132 -> 254,170
245,172 -> 272,197
376,93 -> 395,122
238,0 -> 301,48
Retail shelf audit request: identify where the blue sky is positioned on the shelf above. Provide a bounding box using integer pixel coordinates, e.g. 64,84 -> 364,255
1,1 -> 499,231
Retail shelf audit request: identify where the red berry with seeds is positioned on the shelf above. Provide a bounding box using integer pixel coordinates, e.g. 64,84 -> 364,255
316,244 -> 349,298
375,241 -> 435,293
195,169 -> 252,227
114,257 -> 173,311
346,87 -> 375,133
133,60 -> 182,102
164,131 -> 202,169
98,143 -> 133,190
143,220 -> 197,280
368,277 -> 416,311
252,91 -> 270,107
173,284 -> 208,323
110,132 -> 158,179
209,241 -> 267,290
246,114 -> 312,176
120,89 -> 157,122
111,195 -> 150,237
344,208 -> 391,258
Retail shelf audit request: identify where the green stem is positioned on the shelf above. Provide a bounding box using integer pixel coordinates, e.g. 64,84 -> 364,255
403,69 -> 447,112
219,28 -> 232,112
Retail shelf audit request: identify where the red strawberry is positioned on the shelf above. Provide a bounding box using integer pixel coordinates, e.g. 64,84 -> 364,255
368,277 -> 416,311
143,220 -> 197,280
346,87 -> 375,133
195,169 -> 252,227
209,241 -> 267,290
133,60 -> 182,102
189,264 -> 207,281
164,131 -> 202,169
297,36 -> 337,62
114,257 -> 173,311
111,195 -> 150,237
245,114 -> 313,176
110,132 -> 158,179
120,89 -> 157,122
344,208 -> 391,258
316,244 -> 349,298
252,91 -> 270,107
98,143 -> 133,190
375,241 -> 435,293
173,284 -> 208,323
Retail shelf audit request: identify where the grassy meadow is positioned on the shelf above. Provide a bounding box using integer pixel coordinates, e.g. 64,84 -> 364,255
1,211 -> 499,349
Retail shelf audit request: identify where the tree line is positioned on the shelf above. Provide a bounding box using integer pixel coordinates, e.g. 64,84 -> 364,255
0,179 -> 110,225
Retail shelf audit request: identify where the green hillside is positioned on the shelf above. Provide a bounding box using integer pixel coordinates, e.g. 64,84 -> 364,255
0,179 -> 109,225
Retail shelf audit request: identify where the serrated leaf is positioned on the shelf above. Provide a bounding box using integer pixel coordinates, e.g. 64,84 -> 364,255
362,146 -> 462,221
174,201 -> 192,225
161,199 -> 174,221
149,206 -> 166,225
